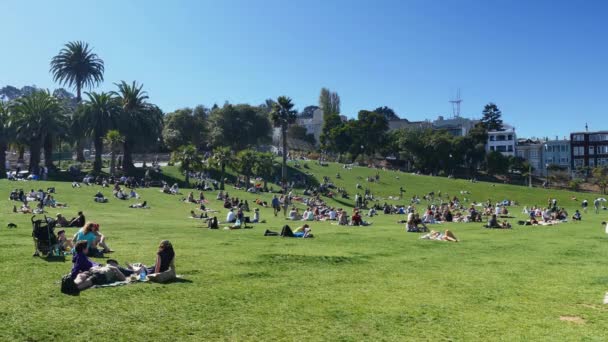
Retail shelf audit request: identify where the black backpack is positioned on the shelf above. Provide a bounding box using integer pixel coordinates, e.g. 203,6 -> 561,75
60,274 -> 80,296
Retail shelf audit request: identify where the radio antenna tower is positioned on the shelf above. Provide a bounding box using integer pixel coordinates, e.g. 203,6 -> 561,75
449,89 -> 462,118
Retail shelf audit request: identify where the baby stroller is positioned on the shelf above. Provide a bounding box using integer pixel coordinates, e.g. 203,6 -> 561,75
32,215 -> 59,257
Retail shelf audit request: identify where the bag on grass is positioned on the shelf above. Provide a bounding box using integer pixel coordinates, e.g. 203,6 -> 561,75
60,274 -> 80,296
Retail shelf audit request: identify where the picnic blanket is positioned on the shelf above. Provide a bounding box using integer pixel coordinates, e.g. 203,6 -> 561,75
92,275 -> 185,289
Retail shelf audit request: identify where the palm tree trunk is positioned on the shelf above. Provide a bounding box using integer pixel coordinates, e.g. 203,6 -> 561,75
0,142 -> 7,178
29,140 -> 42,175
75,139 -> 86,162
220,163 -> 225,190
93,135 -> 103,173
43,134 -> 55,170
110,147 -> 117,176
281,124 -> 287,192
122,140 -> 134,173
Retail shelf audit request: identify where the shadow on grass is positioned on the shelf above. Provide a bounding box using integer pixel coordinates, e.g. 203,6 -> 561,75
252,253 -> 371,266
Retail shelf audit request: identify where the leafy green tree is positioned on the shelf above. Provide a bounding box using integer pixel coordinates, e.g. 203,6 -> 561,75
172,144 -> 203,184
162,106 -> 208,151
592,167 -> 608,194
325,120 -> 354,157
288,125 -> 316,145
11,90 -> 65,174
104,129 -> 124,176
212,146 -> 233,190
81,92 -> 119,172
374,106 -> 400,121
319,88 -> 340,118
252,152 -> 275,189
485,151 -> 510,175
208,104 -> 271,151
234,149 -> 258,188
320,113 -> 343,149
50,41 -> 105,102
114,81 -> 163,173
480,103 -> 503,131
270,96 -> 297,189
357,110 -> 389,156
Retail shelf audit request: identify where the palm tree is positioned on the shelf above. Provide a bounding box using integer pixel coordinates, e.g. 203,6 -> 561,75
104,130 -> 124,176
269,96 -> 297,192
50,41 -> 104,162
114,81 -> 163,174
81,92 -> 119,173
212,146 -> 233,190
50,41 -> 104,102
0,101 -> 13,178
171,144 -> 203,185
11,90 -> 64,175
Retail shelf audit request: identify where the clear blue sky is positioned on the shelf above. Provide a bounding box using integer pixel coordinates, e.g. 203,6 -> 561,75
2,0 -> 607,139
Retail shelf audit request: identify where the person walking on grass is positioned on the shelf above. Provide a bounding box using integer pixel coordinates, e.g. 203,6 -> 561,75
594,198 -> 601,214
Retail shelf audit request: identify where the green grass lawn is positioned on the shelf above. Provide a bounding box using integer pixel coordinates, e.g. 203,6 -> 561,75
1,162 -> 607,341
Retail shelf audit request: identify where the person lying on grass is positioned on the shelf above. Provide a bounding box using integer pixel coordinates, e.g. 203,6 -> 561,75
190,210 -> 209,219
264,224 -> 313,238
129,201 -> 148,209
55,213 -> 70,226
420,229 -> 458,242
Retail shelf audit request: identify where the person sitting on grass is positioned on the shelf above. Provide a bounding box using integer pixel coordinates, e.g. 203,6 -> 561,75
72,222 -> 103,257
56,213 -> 70,227
208,216 -> 219,229
226,208 -> 236,223
70,240 -> 98,280
572,210 -> 582,221
485,214 -> 502,228
56,230 -> 73,251
529,211 -> 539,225
186,192 -> 195,203
68,211 -> 86,227
146,240 -> 175,275
92,224 -> 113,253
94,191 -> 108,203
18,202 -> 32,214
129,189 -> 139,199
129,201 -> 148,209
351,210 -> 363,226
252,208 -> 260,223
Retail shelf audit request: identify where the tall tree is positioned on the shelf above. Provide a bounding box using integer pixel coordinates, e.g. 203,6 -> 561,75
480,103 -> 503,131
318,87 -> 340,118
172,144 -> 203,185
11,90 -> 65,174
374,106 -> 400,121
115,81 -> 163,173
0,101 -> 12,177
252,152 -> 275,189
81,92 -> 119,172
485,151 -> 510,175
104,130 -> 124,176
270,96 -> 297,191
357,110 -> 389,156
234,149 -> 258,188
212,146 -> 233,190
162,106 -> 208,151
208,103 -> 271,151
50,41 -> 104,102
320,113 -> 343,149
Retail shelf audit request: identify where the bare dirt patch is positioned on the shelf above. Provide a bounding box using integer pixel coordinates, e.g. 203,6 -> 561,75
560,316 -> 585,324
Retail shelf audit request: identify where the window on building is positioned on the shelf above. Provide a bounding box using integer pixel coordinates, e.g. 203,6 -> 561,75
507,135 -> 513,141
590,135 -> 600,142
561,145 -> 566,152
508,145 -> 513,152
572,134 -> 584,141
573,146 -> 585,156
598,158 -> 608,166
574,158 -> 584,167
560,157 -> 569,164
489,136 -> 495,141
597,145 -> 608,154
589,146 -> 595,155
546,158 -> 554,164
590,159 -> 596,167
530,150 -> 538,158
496,145 -> 506,152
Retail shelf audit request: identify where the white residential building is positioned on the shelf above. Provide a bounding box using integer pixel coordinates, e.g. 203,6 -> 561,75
487,126 -> 516,157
